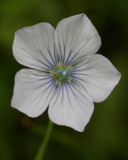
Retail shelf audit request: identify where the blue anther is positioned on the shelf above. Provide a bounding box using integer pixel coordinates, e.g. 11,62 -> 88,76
57,69 -> 70,80
57,69 -> 63,74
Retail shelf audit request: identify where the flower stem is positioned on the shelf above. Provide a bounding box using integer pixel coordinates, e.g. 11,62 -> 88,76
34,119 -> 53,160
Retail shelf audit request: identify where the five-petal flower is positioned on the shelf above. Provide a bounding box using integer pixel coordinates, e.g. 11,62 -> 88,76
11,14 -> 121,132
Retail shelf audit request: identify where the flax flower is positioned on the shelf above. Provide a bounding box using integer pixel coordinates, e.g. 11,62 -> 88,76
11,14 -> 121,132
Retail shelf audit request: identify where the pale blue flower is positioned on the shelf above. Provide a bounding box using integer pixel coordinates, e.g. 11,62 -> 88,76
11,14 -> 121,132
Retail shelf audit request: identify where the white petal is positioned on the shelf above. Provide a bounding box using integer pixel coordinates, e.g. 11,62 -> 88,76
55,14 -> 101,65
48,83 -> 94,132
72,54 -> 121,102
11,69 -> 56,117
13,23 -> 57,71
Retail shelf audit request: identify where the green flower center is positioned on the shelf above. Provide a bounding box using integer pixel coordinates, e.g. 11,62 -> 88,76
51,63 -> 73,85
56,69 -> 70,80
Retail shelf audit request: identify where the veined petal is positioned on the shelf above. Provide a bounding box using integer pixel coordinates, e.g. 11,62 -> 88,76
72,54 -> 121,102
11,69 -> 56,117
48,83 -> 94,132
55,14 -> 101,65
13,23 -> 57,71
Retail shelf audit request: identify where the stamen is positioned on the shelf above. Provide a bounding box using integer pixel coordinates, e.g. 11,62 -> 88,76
56,69 -> 70,80
51,63 -> 72,83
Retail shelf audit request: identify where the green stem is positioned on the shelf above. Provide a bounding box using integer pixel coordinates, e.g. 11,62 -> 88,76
34,119 -> 53,160
31,122 -> 88,158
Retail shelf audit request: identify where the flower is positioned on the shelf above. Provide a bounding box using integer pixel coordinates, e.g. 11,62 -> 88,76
11,14 -> 121,132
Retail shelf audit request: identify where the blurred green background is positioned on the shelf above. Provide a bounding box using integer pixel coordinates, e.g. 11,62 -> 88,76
0,0 -> 127,159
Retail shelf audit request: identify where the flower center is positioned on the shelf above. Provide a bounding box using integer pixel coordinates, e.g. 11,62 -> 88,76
57,69 -> 70,80
51,62 -> 73,85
